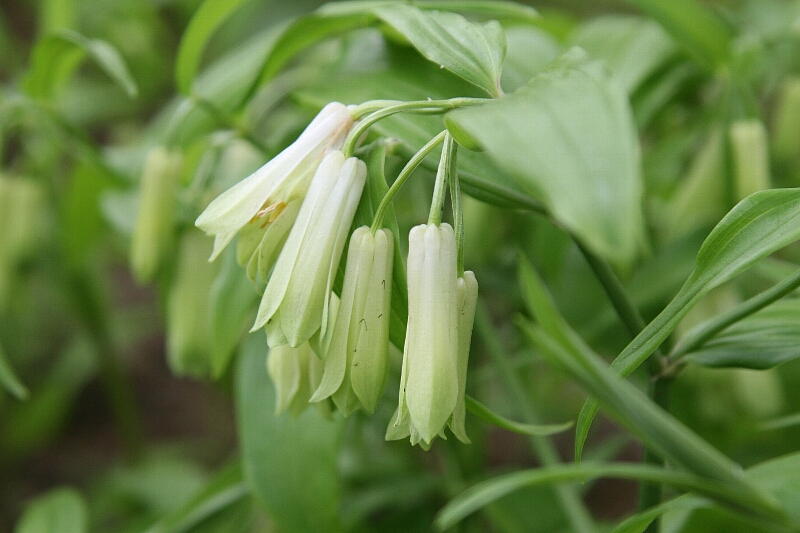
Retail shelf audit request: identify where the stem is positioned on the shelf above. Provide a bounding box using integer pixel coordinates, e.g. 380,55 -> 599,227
475,301 -> 597,533
370,131 -> 446,233
343,98 -> 486,157
450,162 -> 464,277
670,268 -> 800,362
639,376 -> 672,533
428,132 -> 456,225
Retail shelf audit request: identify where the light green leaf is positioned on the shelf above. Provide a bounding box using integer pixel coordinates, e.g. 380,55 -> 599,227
175,0 -> 253,95
501,26 -> 561,93
625,0 -> 732,70
15,487 -> 88,533
569,16 -> 678,94
0,339 -> 27,399
578,188 -> 800,458
434,463 -> 764,532
25,29 -> 138,99
516,257 -> 787,524
448,48 -> 645,269
236,333 -> 344,533
371,4 -> 506,97
465,395 -> 572,437
610,497 -> 704,533
683,299 -> 800,369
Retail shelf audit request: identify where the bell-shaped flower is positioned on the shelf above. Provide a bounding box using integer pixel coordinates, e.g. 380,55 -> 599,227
310,227 -> 394,415
236,199 -> 302,284
253,151 -> 367,348
386,223 -> 478,448
267,341 -> 326,418
195,102 -> 353,260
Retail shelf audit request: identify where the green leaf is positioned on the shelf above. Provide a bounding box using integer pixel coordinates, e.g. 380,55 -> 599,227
144,462 -> 250,533
174,0 -> 253,95
684,299 -> 800,369
500,26 -> 561,93
609,497 -> 704,533
0,338 -> 27,400
569,16 -> 678,94
434,463 -> 765,531
209,245 -> 258,379
25,29 -> 138,99
371,4 -> 506,97
515,257 -> 787,524
577,188 -> 800,459
448,48 -> 645,269
236,333 -> 344,533
624,0 -> 732,70
465,395 -> 572,436
15,487 -> 88,533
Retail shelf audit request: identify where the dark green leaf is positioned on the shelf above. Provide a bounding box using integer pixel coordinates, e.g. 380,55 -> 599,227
449,48 -> 645,268
578,188 -> 800,459
236,333 -> 344,533
624,0 -> 732,70
371,4 -> 506,97
25,29 -> 138,99
175,0 -> 253,94
465,395 -> 572,436
0,339 -> 27,399
15,487 -> 88,533
609,497 -> 704,533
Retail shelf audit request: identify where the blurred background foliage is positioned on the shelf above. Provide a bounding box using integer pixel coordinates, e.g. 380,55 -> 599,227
3,0 -> 800,532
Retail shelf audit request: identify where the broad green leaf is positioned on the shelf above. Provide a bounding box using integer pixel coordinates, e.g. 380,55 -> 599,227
175,0 -> 253,94
449,48 -> 645,269
0,337 -> 27,400
569,16 -> 678,94
144,462 -> 250,533
15,487 -> 88,533
25,29 -> 138,99
516,257 -> 786,523
683,299 -> 800,369
434,463 -> 764,531
209,245 -> 258,378
624,0 -> 732,70
577,188 -> 800,460
236,333 -> 344,533
465,395 -> 572,437
501,26 -> 561,93
371,4 -> 506,97
317,1 -> 538,23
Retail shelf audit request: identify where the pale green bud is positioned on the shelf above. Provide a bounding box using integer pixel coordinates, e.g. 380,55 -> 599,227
195,103 -> 353,260
253,151 -> 367,348
236,199 -> 302,285
388,223 -> 460,448
267,341 -> 325,418
310,227 -> 394,415
449,270 -> 478,443
166,230 -> 218,377
130,147 -> 182,283
771,77 -> 800,162
730,119 -> 771,201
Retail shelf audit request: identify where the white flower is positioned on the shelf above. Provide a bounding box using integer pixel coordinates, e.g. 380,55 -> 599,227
253,151 -> 367,348
267,341 -> 325,417
195,102 -> 353,260
310,227 -> 394,415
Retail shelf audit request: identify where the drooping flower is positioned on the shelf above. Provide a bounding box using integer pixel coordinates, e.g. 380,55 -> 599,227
195,102 -> 353,261
267,341 -> 326,417
310,227 -> 394,415
253,151 -> 367,348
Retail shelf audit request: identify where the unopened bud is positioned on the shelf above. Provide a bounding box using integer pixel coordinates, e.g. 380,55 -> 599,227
730,120 -> 771,200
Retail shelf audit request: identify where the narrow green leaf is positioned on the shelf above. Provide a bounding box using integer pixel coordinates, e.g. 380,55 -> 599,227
175,0 -> 252,95
610,497 -> 704,533
683,300 -> 800,369
434,463 -> 762,531
372,4 -> 506,97
25,29 -> 138,99
577,188 -> 800,459
0,339 -> 28,400
448,48 -> 645,269
465,395 -> 572,436
516,257 -> 786,523
15,487 -> 88,533
236,333 -> 344,533
624,0 -> 732,70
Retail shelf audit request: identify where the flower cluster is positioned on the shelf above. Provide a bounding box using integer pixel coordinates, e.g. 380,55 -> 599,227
195,101 -> 478,447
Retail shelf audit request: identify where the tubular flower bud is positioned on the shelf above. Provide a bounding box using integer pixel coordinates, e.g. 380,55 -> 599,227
730,119 -> 771,201
236,199 -> 302,284
450,271 -> 479,443
267,342 -> 325,418
253,151 -> 367,348
195,102 -> 353,261
310,227 -> 394,415
386,223 -> 467,448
